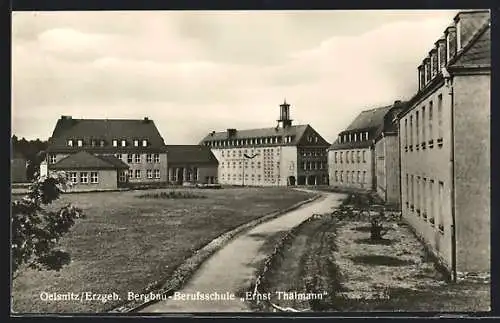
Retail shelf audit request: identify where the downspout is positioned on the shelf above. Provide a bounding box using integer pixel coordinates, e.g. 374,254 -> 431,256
446,71 -> 457,282
398,120 -> 403,212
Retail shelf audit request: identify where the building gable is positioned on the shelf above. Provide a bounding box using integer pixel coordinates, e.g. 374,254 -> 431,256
296,125 -> 330,147
50,151 -> 126,170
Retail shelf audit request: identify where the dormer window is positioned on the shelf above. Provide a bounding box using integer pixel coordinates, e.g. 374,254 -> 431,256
354,133 -> 357,142
134,140 -> 139,147
100,140 -> 105,147
365,132 -> 369,140
67,139 -> 73,147
113,140 -> 118,147
77,139 -> 83,147
91,139 -> 97,147
121,140 -> 127,147
348,133 -> 352,142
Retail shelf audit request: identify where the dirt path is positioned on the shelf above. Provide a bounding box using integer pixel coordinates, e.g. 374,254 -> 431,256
140,190 -> 345,312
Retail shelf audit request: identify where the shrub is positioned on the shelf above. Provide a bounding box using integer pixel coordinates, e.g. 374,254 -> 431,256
11,171 -> 84,277
136,191 -> 207,199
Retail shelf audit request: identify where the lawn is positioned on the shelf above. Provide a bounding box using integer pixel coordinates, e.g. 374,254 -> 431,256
252,194 -> 490,312
11,187 -> 315,313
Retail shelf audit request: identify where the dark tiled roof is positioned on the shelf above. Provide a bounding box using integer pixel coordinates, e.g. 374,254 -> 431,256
50,151 -> 129,170
165,145 -> 219,165
47,117 -> 166,153
449,20 -> 490,68
200,125 -> 310,146
329,103 -> 406,150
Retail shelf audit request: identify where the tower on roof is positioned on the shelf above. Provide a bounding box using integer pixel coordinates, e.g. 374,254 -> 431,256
278,99 -> 293,128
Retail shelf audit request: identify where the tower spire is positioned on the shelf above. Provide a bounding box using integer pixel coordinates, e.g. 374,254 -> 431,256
277,99 -> 293,128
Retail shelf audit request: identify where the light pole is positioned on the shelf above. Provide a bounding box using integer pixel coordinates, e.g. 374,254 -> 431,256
242,153 -> 259,186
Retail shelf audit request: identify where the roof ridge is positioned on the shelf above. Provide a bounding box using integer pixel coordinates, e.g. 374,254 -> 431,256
208,124 -> 308,135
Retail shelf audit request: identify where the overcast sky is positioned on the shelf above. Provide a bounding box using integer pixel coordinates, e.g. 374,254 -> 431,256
12,10 -> 458,144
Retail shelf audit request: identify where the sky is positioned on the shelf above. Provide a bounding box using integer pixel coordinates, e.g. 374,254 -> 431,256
12,10 -> 459,144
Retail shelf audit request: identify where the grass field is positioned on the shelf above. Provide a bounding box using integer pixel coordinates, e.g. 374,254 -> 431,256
11,187 -> 315,313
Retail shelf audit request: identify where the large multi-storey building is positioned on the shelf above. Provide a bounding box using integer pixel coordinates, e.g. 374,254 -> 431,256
328,101 -> 404,194
398,10 -> 490,279
199,101 -> 330,186
45,116 -> 168,188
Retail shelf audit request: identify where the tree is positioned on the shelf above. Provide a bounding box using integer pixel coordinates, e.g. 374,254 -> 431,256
11,171 -> 84,278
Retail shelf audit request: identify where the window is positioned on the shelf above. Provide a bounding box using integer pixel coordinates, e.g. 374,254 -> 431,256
351,172 -> 355,183
49,155 -> 57,164
404,119 -> 408,151
346,171 -> 350,183
357,171 -> 360,183
340,152 -> 343,163
90,172 -> 98,184
121,140 -> 127,147
113,140 -> 118,147
146,154 -> 152,163
134,140 -> 139,147
422,178 -> 427,219
410,175 -> 414,211
405,174 -> 409,208
193,168 -> 197,181
437,94 -> 443,145
363,151 -> 366,163
80,172 -> 88,184
335,171 -> 338,182
429,101 -> 434,148
142,140 -> 148,147
91,139 -> 97,147
429,179 -> 434,225
127,154 -> 133,163
334,152 -> 338,164
409,116 -> 413,150
128,169 -> 134,179
135,169 -> 141,178
422,106 -> 426,149
67,139 -> 73,147
357,151 -> 360,163
69,172 -> 77,184
77,139 -> 83,147
416,177 -> 421,215
346,151 -> 349,163
135,154 -> 141,163
153,154 -> 160,163
363,171 -> 366,184
351,151 -> 355,163
438,181 -> 444,232
114,153 -> 122,160
119,171 -> 127,182
147,169 -> 153,179
416,111 -> 419,150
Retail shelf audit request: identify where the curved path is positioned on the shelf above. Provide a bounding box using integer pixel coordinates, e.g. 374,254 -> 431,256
140,190 -> 345,313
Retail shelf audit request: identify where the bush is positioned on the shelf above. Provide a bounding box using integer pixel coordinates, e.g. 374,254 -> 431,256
11,171 -> 84,277
136,191 -> 207,199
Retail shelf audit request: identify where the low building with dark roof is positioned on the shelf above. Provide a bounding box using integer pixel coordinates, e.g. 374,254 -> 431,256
327,101 -> 404,192
165,145 -> 219,185
49,151 -> 130,192
199,100 -> 330,186
398,10 -> 490,279
45,116 -> 168,185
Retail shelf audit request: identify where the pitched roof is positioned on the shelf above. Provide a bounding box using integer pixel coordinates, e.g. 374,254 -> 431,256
50,151 -> 129,170
200,124 -> 310,146
449,19 -> 490,68
329,103 -> 403,150
165,145 -> 219,165
47,117 -> 166,153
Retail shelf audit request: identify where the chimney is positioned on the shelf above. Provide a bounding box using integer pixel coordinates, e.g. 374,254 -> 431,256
445,24 -> 457,62
423,57 -> 431,85
454,10 -> 490,51
430,48 -> 438,79
435,37 -> 447,71
227,128 -> 237,137
61,115 -> 72,120
417,64 -> 424,91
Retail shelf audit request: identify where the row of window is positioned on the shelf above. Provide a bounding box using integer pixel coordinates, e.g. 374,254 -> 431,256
120,153 -> 161,164
403,93 -> 444,152
404,174 -> 445,233
333,170 -> 367,184
301,161 -> 326,170
333,150 -> 367,164
68,172 -> 99,184
123,169 -> 161,180
337,131 -> 369,144
300,149 -> 327,157
67,139 -> 150,148
168,167 -> 198,182
205,135 -> 295,148
221,173 -> 280,182
221,148 -> 277,158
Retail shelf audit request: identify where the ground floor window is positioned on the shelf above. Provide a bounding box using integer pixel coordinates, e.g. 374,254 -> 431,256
135,169 -> 141,178
193,168 -> 198,181
154,169 -> 160,179
147,169 -> 153,179
68,172 -> 77,184
90,172 -> 98,184
119,170 -> 127,182
80,172 -> 88,184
